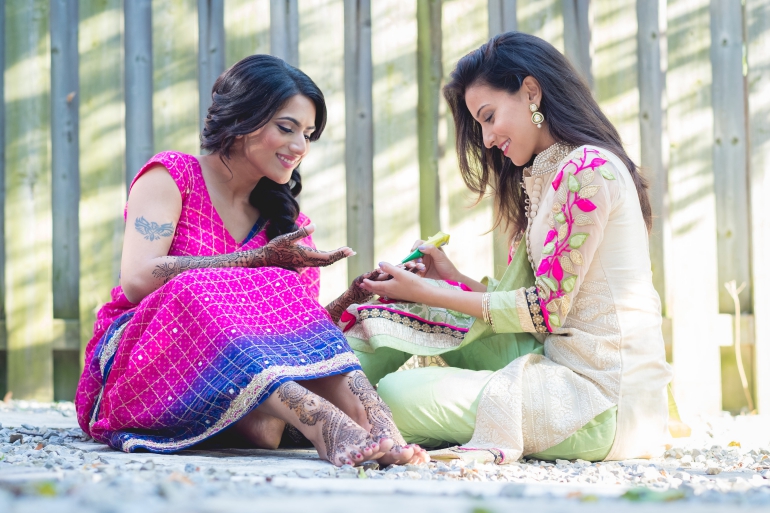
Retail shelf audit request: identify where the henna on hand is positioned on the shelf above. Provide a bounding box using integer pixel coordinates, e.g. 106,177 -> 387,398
277,381 -> 372,466
325,271 -> 380,323
149,226 -> 350,287
347,370 -> 407,446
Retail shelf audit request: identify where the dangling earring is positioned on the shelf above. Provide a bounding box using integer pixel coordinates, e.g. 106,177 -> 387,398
530,103 -> 544,129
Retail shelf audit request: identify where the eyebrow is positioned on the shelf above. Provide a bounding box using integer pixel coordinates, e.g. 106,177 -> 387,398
475,104 -> 489,118
277,116 -> 315,131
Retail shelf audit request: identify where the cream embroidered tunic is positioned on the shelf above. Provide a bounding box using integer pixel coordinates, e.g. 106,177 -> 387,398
467,143 -> 673,461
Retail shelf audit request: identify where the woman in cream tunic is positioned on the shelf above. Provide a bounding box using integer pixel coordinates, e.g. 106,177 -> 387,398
341,32 -> 673,463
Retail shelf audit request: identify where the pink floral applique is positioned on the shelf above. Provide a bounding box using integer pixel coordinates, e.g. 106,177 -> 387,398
534,148 -> 615,330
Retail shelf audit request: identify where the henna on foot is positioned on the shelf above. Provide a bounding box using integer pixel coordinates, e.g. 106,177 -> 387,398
277,381 -> 379,466
346,371 -> 430,465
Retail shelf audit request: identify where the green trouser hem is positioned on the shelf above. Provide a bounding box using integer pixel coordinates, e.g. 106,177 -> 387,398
527,405 -> 617,462
372,363 -> 617,462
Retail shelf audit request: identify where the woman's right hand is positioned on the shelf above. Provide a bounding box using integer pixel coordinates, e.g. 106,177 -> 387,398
258,223 -> 354,269
408,239 -> 461,282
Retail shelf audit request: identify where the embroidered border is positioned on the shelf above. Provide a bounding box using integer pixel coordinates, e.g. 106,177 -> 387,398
120,352 -> 361,452
358,308 -> 466,340
515,289 -> 536,332
525,286 -> 548,333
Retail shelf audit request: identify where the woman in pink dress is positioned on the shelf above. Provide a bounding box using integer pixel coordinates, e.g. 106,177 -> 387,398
75,55 -> 427,467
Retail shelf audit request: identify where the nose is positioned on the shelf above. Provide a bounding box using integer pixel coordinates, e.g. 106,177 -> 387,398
288,133 -> 308,156
483,128 -> 496,149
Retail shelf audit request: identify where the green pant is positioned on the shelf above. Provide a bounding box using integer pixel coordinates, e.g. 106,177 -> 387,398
356,344 -> 616,461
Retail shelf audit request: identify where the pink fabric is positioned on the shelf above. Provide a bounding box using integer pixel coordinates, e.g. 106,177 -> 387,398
75,152 -> 356,453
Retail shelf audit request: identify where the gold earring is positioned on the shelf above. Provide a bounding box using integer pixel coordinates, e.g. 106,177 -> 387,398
530,103 -> 544,128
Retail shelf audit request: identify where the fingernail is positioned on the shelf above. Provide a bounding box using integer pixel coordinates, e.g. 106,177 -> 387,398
378,262 -> 385,267
418,245 -> 429,251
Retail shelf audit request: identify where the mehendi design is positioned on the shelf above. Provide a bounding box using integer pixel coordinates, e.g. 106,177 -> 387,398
135,217 -> 174,241
277,381 -> 372,466
325,271 -> 382,323
150,226 -> 347,285
347,370 -> 407,446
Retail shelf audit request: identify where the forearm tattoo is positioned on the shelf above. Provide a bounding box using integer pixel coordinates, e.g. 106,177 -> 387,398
150,226 -> 348,284
277,381 -> 372,466
325,271 -> 381,323
135,217 -> 173,241
347,370 -> 407,446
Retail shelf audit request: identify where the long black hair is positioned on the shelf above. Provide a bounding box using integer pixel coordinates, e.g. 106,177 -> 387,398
443,31 -> 652,237
201,54 -> 327,240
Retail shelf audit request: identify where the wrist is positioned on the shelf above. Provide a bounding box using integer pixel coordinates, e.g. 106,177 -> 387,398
248,248 -> 266,267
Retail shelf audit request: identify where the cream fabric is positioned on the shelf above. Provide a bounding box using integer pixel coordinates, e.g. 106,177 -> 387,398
467,145 -> 672,461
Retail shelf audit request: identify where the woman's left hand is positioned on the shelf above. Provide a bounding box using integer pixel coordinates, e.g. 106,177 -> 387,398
359,262 -> 431,303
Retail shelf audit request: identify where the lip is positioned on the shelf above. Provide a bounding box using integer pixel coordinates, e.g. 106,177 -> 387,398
500,139 -> 511,156
277,153 -> 298,169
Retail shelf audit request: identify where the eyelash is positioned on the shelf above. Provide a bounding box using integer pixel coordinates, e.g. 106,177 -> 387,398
278,125 -> 311,141
484,113 -> 494,123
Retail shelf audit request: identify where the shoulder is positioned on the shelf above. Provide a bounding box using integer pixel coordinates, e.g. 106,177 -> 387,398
130,151 -> 197,195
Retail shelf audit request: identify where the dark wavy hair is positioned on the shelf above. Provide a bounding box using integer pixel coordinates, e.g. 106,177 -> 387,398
443,31 -> 652,237
201,54 -> 327,240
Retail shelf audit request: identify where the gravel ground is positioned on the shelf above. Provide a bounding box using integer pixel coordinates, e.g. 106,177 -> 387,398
1,400 -> 769,512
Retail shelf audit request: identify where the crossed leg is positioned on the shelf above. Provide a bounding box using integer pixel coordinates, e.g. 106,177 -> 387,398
235,380 -> 382,466
302,371 -> 430,465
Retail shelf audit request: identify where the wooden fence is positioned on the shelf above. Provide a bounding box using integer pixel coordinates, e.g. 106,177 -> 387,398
0,0 -> 768,420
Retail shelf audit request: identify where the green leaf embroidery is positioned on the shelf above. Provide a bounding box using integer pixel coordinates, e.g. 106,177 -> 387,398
568,173 -> 580,192
542,241 -> 555,255
569,232 -> 589,248
554,211 -> 566,224
541,276 -> 558,291
549,313 -> 561,328
598,166 -> 616,180
562,275 -> 577,293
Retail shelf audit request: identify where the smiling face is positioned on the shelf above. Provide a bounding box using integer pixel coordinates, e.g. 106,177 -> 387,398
238,94 -> 317,184
464,77 -> 552,167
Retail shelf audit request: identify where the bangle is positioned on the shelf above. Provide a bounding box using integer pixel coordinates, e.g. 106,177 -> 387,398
482,293 -> 496,332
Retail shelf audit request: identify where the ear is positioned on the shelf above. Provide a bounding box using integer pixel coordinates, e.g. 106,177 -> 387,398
521,76 -> 543,105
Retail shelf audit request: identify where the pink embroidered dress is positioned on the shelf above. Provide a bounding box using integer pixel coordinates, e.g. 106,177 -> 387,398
75,152 -> 360,452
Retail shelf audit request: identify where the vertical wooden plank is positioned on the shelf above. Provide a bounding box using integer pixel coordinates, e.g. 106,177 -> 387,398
50,0 -> 80,321
488,0 -> 517,278
270,0 -> 299,67
5,0 -> 53,400
224,0 -> 270,66
637,0 -> 670,317
562,0 -> 593,89
517,0 -> 564,53
711,0 -> 751,313
153,0 -> 199,155
0,0 -> 6,397
198,0 -> 225,131
79,1 -> 125,359
371,0 -> 419,265
488,0 -> 518,35
666,0 -> 722,417
298,0 -> 346,303
440,0 -> 495,282
417,0 -> 442,238
50,0 -> 80,400
124,0 -> 153,188
343,0 -> 374,282
747,0 -> 770,413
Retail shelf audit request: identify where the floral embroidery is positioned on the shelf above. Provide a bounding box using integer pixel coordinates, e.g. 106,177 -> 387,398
535,148 -> 615,331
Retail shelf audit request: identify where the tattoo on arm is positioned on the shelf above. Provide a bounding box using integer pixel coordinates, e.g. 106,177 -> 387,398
135,217 -> 174,241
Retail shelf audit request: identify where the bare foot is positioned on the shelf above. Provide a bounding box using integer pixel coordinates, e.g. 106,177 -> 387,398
346,371 -> 429,466
277,382 -> 380,466
232,410 -> 285,449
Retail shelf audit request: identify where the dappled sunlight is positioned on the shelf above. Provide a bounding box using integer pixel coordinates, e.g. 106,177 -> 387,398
298,0 -> 348,304
372,0 -> 420,271
225,0 -> 270,65
153,0 -> 200,155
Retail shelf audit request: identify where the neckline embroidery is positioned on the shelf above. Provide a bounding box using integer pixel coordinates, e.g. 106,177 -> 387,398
525,142 -> 579,178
